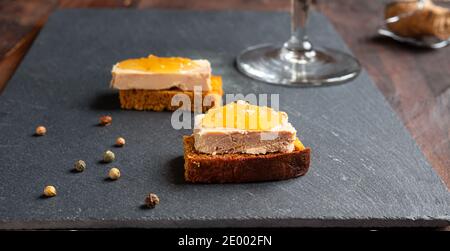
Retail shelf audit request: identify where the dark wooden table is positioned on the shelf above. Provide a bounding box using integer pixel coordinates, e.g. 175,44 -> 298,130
1,0 -> 449,192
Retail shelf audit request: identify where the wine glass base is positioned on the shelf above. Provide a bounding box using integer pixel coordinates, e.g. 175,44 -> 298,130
236,44 -> 361,86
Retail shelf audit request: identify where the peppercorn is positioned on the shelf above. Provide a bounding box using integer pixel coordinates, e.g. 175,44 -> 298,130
99,115 -> 112,126
35,126 -> 47,136
103,150 -> 115,163
43,185 -> 57,197
74,160 -> 86,172
108,167 -> 121,180
145,193 -> 160,208
115,137 -> 126,147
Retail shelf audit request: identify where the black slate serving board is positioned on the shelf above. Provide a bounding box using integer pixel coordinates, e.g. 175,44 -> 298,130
0,9 -> 449,229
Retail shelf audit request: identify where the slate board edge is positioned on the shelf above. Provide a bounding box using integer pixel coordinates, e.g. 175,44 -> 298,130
1,217 -> 449,229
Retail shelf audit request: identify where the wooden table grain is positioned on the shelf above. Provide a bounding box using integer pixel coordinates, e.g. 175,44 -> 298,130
1,0 -> 449,190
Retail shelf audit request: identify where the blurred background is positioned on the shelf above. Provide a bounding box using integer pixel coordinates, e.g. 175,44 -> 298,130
0,0 -> 449,189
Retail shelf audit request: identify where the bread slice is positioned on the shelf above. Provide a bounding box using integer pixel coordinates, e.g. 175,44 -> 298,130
119,76 -> 223,112
183,135 -> 311,183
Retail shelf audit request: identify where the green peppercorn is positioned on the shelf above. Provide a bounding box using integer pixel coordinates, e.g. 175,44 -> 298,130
108,167 -> 121,180
103,150 -> 115,163
74,160 -> 86,172
43,185 -> 57,197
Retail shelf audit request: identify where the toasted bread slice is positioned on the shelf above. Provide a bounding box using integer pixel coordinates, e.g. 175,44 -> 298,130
119,76 -> 223,112
183,135 -> 311,183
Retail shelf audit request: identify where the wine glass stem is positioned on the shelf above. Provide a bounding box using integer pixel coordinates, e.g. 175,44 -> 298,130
284,0 -> 313,52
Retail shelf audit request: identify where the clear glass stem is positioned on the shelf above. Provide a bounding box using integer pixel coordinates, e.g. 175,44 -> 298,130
283,0 -> 315,61
236,0 -> 361,86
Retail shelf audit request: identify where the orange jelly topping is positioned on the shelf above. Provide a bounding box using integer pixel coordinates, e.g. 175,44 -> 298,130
201,101 -> 285,131
117,55 -> 199,73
